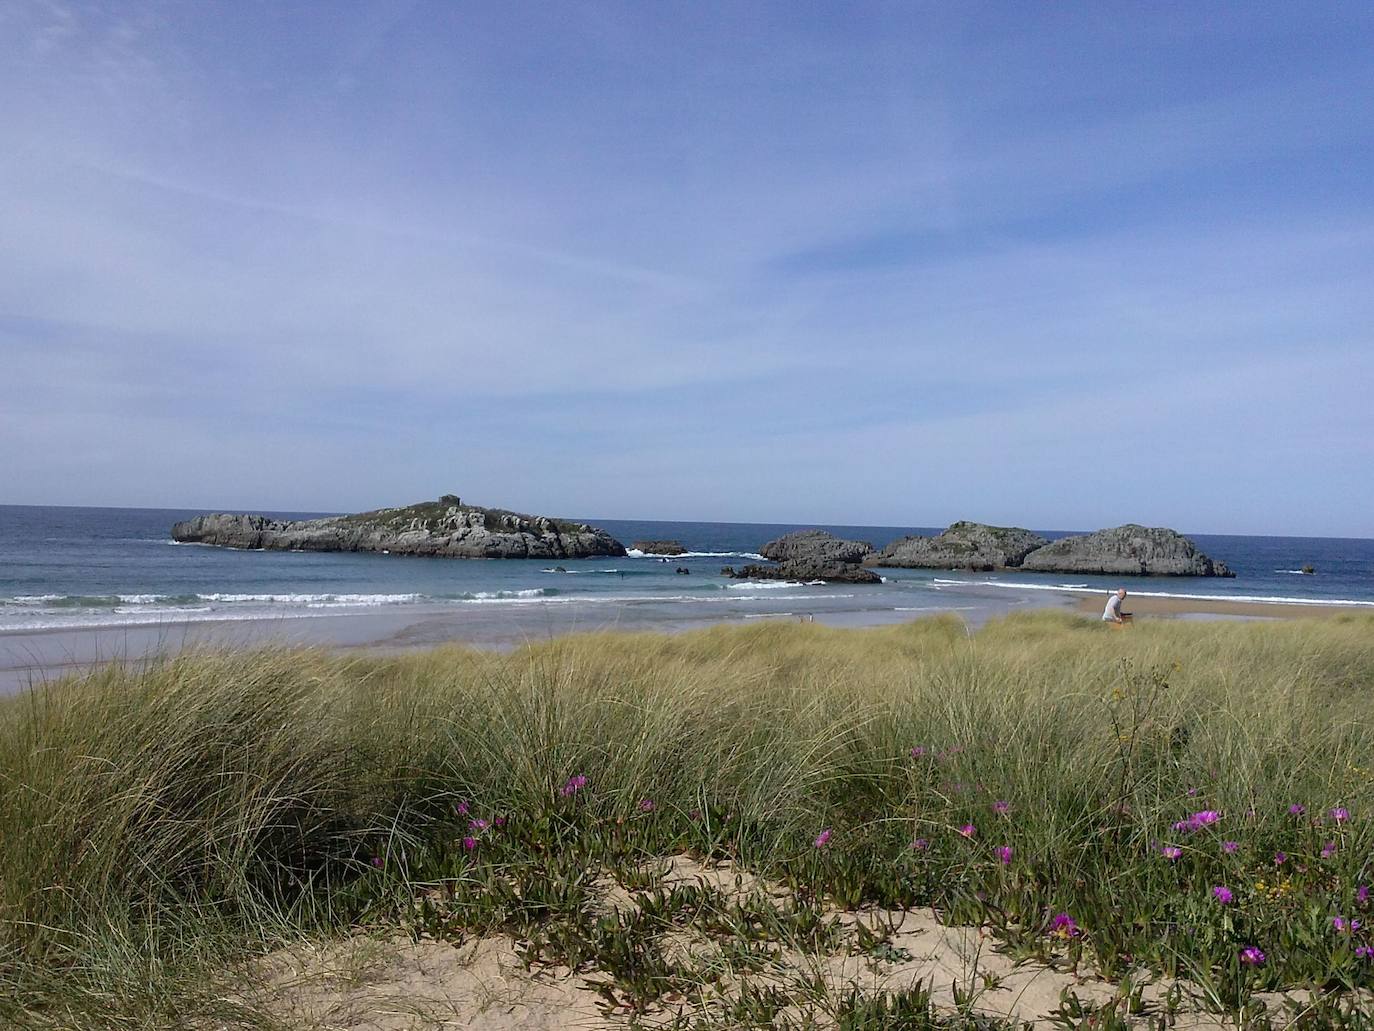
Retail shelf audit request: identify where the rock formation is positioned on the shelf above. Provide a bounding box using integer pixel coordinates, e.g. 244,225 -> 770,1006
868,522 -> 1048,571
171,497 -> 626,560
725,530 -> 881,584
632,540 -> 687,556
1019,525 -> 1233,577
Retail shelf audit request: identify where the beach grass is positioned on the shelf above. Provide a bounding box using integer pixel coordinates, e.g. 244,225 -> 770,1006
2,611 -> 1373,1027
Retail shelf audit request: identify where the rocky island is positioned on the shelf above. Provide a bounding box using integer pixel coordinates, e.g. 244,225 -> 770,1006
1019,524 -> 1233,577
867,522 -> 1048,571
722,530 -> 882,584
170,495 -> 627,559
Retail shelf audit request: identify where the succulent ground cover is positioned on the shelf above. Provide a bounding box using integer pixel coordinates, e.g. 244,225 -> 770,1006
1,612 -> 1372,1028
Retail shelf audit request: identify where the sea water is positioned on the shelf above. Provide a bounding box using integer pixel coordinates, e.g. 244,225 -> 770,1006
2,505 -> 1372,638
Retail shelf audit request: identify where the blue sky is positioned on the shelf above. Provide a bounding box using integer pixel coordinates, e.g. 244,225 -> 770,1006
2,2 -> 1372,535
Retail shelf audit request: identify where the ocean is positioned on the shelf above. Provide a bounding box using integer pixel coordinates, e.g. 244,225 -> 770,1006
1,505 -> 1371,686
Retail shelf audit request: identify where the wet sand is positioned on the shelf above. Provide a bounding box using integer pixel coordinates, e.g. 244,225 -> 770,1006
1074,594 -> 1372,620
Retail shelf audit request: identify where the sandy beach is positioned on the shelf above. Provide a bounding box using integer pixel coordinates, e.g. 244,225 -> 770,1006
1073,592 -> 1372,620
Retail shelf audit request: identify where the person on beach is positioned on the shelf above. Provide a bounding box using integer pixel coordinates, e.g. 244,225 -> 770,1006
1102,588 -> 1131,624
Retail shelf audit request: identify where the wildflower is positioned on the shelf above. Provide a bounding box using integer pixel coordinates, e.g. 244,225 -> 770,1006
911,746 -> 927,758
996,846 -> 1013,866
911,837 -> 930,851
469,818 -> 488,831
1162,845 -> 1183,861
958,823 -> 976,839
1222,840 -> 1239,854
1357,945 -> 1373,960
1049,913 -> 1080,939
1212,885 -> 1234,904
370,856 -> 383,868
1331,807 -> 1351,824
993,800 -> 1010,815
1288,804 -> 1305,816
814,829 -> 832,848
561,775 -> 588,797
1333,916 -> 1362,933
1321,841 -> 1337,859
1274,851 -> 1287,865
1188,787 -> 1199,798
493,816 -> 506,827
1357,884 -> 1370,904
638,799 -> 655,812
462,836 -> 477,851
455,801 -> 470,816
1240,946 -> 1266,966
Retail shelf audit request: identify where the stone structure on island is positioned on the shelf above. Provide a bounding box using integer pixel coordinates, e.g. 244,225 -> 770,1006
170,495 -> 627,559
867,522 -> 1047,572
722,530 -> 882,584
1018,525 -> 1234,577
632,540 -> 687,556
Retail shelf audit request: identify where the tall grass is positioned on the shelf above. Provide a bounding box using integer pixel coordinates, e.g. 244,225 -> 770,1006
1,611 -> 1372,1027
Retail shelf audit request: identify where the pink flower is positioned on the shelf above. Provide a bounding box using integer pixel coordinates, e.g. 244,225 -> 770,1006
1240,946 -> 1266,966
1321,841 -> 1337,859
1288,804 -> 1306,816
455,801 -> 469,816
370,856 -> 383,868
996,846 -> 1013,866
469,818 -> 488,831
993,800 -> 1010,815
638,799 -> 655,812
1212,885 -> 1234,904
462,836 -> 477,851
911,746 -> 927,758
1222,840 -> 1239,854
1049,913 -> 1079,939
1162,845 -> 1183,861
493,816 -> 506,827
1331,807 -> 1351,824
814,828 -> 832,848
1187,787 -> 1199,797
561,775 -> 588,797
958,824 -> 976,839
911,837 -> 930,851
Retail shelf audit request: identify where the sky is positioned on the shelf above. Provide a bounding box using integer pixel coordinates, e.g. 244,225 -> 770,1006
2,2 -> 1372,536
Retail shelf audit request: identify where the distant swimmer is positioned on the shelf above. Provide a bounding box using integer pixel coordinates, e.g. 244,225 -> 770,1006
1102,588 -> 1131,624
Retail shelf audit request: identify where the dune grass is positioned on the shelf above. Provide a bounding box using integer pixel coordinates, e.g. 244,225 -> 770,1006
1,611 -> 1372,1027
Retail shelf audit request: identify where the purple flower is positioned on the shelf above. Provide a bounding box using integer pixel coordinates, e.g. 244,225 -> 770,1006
455,801 -> 470,816
1187,787 -> 1199,798
1288,804 -> 1306,816
1049,913 -> 1079,939
1222,840 -> 1239,854
370,856 -> 383,868
1274,851 -> 1287,866
462,836 -> 477,851
493,816 -> 506,827
1174,810 -> 1222,833
958,823 -> 976,839
1356,945 -> 1373,960
1334,916 -> 1362,933
996,845 -> 1013,866
1321,841 -> 1337,859
814,828 -> 832,848
1212,885 -> 1234,904
469,818 -> 488,831
561,775 -> 588,797
638,799 -> 655,812
911,746 -> 927,758
1162,845 -> 1183,861
1358,884 -> 1370,904
911,837 -> 930,851
1331,807 -> 1351,824
1240,946 -> 1266,966
993,800 -> 1010,815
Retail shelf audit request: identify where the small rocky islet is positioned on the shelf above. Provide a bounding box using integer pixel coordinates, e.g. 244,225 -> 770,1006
170,496 -> 626,559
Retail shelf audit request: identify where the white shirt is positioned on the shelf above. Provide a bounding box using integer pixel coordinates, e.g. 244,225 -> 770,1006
1103,594 -> 1123,621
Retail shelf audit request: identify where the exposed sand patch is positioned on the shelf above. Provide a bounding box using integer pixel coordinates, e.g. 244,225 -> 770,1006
235,855 -> 1342,1029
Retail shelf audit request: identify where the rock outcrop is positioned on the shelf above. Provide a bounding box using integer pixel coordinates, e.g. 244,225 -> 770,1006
759,530 -> 874,566
632,540 -> 686,556
1019,525 -> 1233,577
724,530 -> 881,584
171,496 -> 626,560
868,522 -> 1048,571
